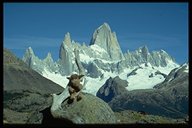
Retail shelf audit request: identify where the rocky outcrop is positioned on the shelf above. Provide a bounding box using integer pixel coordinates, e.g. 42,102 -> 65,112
4,62 -> 63,93
59,38 -> 73,75
3,90 -> 53,124
4,49 -> 63,93
22,47 -> 59,75
3,88 -> 57,124
90,22 -> 124,61
105,65 -> 188,119
22,47 -> 36,68
43,93 -> 117,125
4,48 -> 27,67
94,64 -> 189,118
124,46 -> 177,67
154,63 -> 188,89
63,32 -> 72,47
86,62 -> 102,78
96,76 -> 128,103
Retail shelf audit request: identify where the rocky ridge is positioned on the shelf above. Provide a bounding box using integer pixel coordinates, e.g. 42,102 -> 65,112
22,23 -> 178,78
99,64 -> 189,119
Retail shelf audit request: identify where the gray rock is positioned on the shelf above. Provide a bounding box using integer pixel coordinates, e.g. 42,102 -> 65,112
3,108 -> 31,124
90,22 -> 124,61
97,76 -> 128,102
124,46 -> 177,67
4,49 -> 63,93
108,65 -> 188,118
48,93 -> 117,124
59,35 -> 73,75
154,71 -> 167,78
3,90 -> 54,124
154,63 -> 188,89
127,68 -> 139,77
86,62 -> 102,78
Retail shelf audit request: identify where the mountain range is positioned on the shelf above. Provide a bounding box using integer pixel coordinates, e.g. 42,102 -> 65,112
22,23 -> 180,94
97,63 -> 188,118
23,23 -> 178,77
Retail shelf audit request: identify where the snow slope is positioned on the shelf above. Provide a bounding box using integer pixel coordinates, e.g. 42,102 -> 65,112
42,68 -> 68,88
41,62 -> 179,95
124,65 -> 165,91
42,68 -> 109,95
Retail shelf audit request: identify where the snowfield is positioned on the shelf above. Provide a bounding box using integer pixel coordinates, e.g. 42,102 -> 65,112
42,68 -> 68,88
41,62 -> 180,95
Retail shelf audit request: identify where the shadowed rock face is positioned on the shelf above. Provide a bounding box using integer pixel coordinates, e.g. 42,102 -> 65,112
3,48 -> 63,124
96,76 -> 128,102
48,93 -> 117,124
4,65 -> 63,93
3,90 -> 54,124
4,48 -> 63,93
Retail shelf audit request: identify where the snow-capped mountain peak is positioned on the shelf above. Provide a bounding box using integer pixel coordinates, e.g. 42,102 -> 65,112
44,52 -> 53,63
89,23 -> 124,61
24,47 -> 35,57
63,32 -> 72,47
22,23 -> 180,95
98,22 -> 111,32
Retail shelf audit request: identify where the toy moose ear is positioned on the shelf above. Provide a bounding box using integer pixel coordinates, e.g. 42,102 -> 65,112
78,75 -> 84,79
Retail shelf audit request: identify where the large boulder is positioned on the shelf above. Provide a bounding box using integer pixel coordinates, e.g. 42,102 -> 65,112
44,93 -> 117,125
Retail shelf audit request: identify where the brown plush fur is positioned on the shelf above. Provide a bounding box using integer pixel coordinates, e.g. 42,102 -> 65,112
67,74 -> 84,102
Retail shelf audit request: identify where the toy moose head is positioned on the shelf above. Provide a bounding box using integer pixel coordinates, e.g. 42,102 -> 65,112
67,74 -> 84,102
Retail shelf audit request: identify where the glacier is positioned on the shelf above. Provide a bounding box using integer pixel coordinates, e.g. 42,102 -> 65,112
22,22 -> 180,95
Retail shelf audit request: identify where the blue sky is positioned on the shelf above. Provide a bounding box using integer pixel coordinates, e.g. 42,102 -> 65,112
4,3 -> 188,64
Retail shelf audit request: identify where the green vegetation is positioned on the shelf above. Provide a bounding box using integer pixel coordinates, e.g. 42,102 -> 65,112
115,110 -> 186,124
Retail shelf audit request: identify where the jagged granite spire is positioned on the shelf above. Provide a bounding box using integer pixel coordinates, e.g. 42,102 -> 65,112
44,52 -> 53,63
124,46 -> 178,67
22,47 -> 45,74
59,38 -> 73,75
63,32 -> 71,47
23,47 -> 35,57
138,45 -> 150,62
22,47 -> 35,67
90,22 -> 124,61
